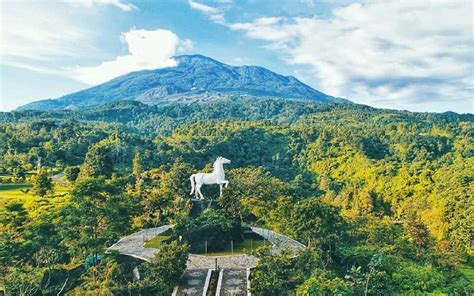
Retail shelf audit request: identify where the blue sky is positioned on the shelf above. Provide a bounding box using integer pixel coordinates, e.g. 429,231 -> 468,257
0,0 -> 472,113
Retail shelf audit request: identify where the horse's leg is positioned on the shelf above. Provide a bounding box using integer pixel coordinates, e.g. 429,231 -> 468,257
220,183 -> 223,197
195,182 -> 200,199
224,180 -> 229,188
197,185 -> 204,200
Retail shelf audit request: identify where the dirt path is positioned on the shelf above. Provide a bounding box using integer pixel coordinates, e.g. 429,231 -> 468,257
52,172 -> 66,185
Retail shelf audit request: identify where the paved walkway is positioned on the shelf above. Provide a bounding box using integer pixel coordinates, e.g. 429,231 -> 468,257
108,225 -> 305,295
107,225 -> 172,261
52,172 -> 66,185
188,254 -> 258,270
174,269 -> 208,296
250,226 -> 305,255
220,269 -> 248,296
108,225 -> 305,263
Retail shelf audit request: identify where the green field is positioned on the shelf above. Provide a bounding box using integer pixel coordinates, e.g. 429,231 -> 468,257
194,238 -> 268,256
0,179 -> 70,215
0,183 -> 68,198
0,183 -> 34,199
144,231 -> 172,249
144,233 -> 268,256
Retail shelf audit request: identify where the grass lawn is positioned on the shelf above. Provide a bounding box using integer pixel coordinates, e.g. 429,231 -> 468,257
0,183 -> 69,199
0,183 -> 35,201
143,230 -> 172,249
194,238 -> 268,256
0,181 -> 70,215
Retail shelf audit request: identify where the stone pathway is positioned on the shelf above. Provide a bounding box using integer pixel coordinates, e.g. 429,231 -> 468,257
174,269 -> 208,296
107,225 -> 172,261
219,269 -> 248,296
52,172 -> 66,185
250,226 -> 305,255
108,225 -> 305,295
188,254 -> 258,270
108,225 -> 305,263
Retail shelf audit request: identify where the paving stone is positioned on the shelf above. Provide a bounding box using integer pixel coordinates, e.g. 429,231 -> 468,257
220,269 -> 247,296
176,269 -> 208,296
187,254 -> 258,269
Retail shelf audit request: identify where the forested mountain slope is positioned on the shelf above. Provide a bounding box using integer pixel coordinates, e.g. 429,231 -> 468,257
1,98 -> 473,294
17,55 -> 348,111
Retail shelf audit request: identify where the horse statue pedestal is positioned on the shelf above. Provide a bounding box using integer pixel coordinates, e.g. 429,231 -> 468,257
189,199 -> 216,217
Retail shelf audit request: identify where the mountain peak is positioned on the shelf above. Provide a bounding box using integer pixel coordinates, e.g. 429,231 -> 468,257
18,54 -> 350,111
175,54 -> 222,63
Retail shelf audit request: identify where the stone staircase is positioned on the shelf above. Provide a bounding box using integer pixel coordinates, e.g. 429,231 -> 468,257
173,268 -> 250,296
218,269 -> 248,296
173,269 -> 209,296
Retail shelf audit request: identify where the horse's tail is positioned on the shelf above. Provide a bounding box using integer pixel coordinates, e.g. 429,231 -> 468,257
190,174 -> 196,195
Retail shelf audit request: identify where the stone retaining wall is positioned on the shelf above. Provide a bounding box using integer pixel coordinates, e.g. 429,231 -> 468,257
108,225 -> 305,264
250,226 -> 305,255
107,225 -> 172,261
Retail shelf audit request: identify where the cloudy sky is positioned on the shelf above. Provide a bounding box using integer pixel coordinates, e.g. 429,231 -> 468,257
0,0 -> 472,113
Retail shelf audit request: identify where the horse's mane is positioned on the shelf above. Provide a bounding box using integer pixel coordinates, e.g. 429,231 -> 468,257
213,157 -> 221,170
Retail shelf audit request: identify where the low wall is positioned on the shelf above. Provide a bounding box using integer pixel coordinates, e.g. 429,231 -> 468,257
250,226 -> 305,255
108,225 -> 305,263
107,225 -> 172,261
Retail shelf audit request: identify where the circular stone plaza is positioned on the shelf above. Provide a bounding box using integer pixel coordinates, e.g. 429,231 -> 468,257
108,225 -> 305,295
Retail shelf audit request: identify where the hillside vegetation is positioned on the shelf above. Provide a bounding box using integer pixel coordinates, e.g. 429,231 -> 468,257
0,98 -> 472,294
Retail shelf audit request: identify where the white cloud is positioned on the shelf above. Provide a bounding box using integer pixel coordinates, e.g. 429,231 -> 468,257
0,0 -> 137,75
232,57 -> 249,65
67,0 -> 136,11
198,0 -> 474,112
188,0 -> 226,24
0,2 -> 89,62
189,0 -> 220,14
178,39 -> 195,52
74,29 -> 190,85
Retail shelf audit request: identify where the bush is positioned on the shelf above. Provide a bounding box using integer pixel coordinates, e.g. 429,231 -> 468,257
177,209 -> 241,253
64,166 -> 80,183
392,262 -> 444,292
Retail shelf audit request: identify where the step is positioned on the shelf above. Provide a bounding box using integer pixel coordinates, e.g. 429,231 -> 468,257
173,269 -> 209,296
218,269 -> 248,296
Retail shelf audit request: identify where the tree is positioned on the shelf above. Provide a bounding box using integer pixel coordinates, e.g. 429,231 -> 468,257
0,202 -> 29,280
287,197 -> 345,250
0,201 -> 28,230
78,241 -> 188,295
59,178 -> 138,259
133,152 -> 142,180
222,167 -> 288,222
405,217 -> 432,256
250,246 -> 295,295
135,159 -> 194,227
296,270 -> 350,295
79,142 -> 113,179
137,240 -> 189,292
176,209 -> 240,253
64,166 -> 80,183
32,168 -> 53,197
4,266 -> 43,296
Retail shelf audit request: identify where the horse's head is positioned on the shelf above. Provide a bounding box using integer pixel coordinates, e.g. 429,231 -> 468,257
216,156 -> 231,165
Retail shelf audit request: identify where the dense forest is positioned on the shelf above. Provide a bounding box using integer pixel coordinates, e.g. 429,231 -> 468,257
0,98 -> 473,295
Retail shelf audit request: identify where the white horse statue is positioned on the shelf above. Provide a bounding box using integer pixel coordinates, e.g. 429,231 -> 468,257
190,157 -> 231,200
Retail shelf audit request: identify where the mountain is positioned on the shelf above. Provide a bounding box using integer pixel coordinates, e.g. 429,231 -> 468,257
17,54 -> 350,111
